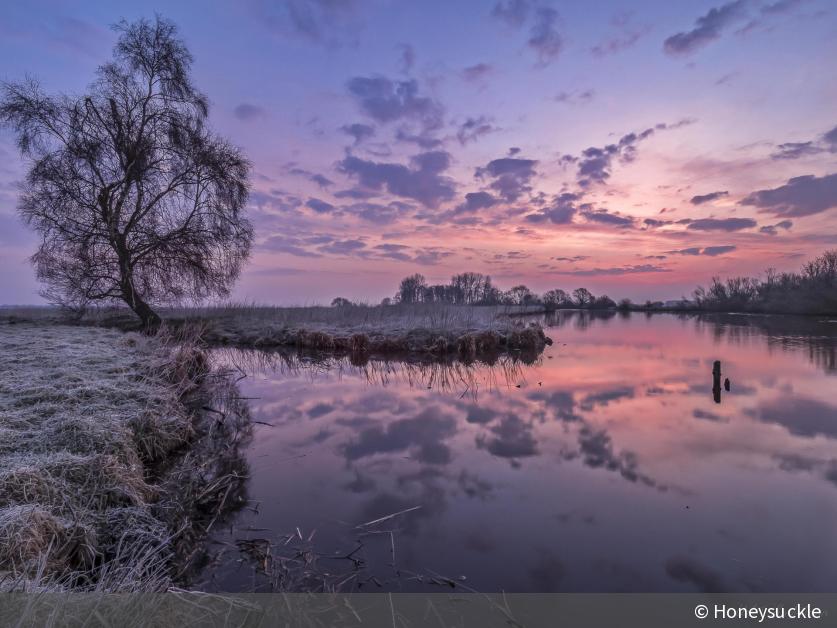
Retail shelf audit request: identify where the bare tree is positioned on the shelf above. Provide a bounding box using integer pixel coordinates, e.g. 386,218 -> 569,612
396,273 -> 427,304
0,16 -> 252,328
572,287 -> 594,307
450,272 -> 491,305
509,285 -> 536,305
542,288 -> 570,310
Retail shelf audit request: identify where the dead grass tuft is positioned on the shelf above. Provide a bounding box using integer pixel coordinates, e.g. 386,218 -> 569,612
297,330 -> 336,350
349,333 -> 369,354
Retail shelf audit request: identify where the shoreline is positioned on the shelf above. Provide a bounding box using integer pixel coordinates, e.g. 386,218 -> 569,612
0,305 -> 555,362
196,319 -> 554,362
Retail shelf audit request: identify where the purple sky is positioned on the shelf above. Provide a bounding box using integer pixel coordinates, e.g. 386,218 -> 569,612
1,0 -> 836,304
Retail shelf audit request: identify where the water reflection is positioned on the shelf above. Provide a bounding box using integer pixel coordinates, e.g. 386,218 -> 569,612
544,310 -> 837,374
195,312 -> 837,593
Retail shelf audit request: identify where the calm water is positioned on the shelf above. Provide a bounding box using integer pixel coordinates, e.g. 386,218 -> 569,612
194,312 -> 837,593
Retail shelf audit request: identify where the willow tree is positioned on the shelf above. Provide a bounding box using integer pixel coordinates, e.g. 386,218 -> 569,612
0,17 -> 252,328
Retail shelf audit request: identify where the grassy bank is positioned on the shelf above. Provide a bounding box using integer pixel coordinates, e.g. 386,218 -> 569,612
1,304 -> 553,362
169,303 -> 553,361
0,323 -> 250,591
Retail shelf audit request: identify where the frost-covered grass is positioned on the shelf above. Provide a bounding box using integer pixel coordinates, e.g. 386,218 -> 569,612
172,302 -> 536,331
0,323 -> 196,591
0,303 -> 552,360
165,303 -> 551,358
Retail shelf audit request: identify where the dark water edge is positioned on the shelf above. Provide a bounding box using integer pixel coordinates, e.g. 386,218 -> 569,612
181,312 -> 837,593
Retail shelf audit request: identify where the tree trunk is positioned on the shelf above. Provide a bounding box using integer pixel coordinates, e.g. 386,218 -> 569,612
113,236 -> 161,330
118,264 -> 161,330
126,289 -> 161,330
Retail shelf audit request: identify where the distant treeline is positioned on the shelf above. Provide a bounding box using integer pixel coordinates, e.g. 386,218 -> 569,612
330,249 -> 837,316
333,272 -> 617,310
693,249 -> 837,315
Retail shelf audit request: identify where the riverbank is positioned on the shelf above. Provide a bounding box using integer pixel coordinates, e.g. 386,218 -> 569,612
0,323 -> 249,591
1,304 -> 554,363
189,305 -> 552,362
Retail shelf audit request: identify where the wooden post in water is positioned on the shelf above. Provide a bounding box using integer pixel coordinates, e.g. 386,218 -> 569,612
712,360 -> 722,404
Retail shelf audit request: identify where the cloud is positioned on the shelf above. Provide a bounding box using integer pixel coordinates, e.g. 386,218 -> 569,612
462,63 -> 494,82
555,264 -> 671,276
747,396 -> 837,439
576,127 -> 656,187
257,0 -> 364,46
762,0 -> 806,14
318,238 -> 367,255
491,0 -> 530,28
528,7 -> 563,66
693,409 -> 725,422
576,425 -> 654,485
668,245 -> 736,256
456,191 -> 498,213
334,187 -> 376,200
338,151 -> 456,208
394,127 -> 443,149
456,116 -> 497,145
373,243 -> 411,261
476,414 -> 539,459
554,89 -> 595,105
690,190 -> 729,205
475,157 -> 538,201
412,248 -> 454,265
369,243 -> 453,264
740,174 -> 837,217
580,208 -> 635,228
768,123 -> 837,160
466,406 -> 501,425
738,0 -> 807,35
663,0 -> 747,56
306,197 -> 336,214
591,13 -> 649,57
340,122 -> 375,145
342,407 -> 457,465
770,141 -> 823,160
260,234 -> 323,258
702,245 -> 737,256
687,217 -> 756,231
346,76 -> 443,130
774,453 -> 819,473
233,103 -> 266,121
759,219 -> 793,235
347,201 -> 413,224
307,402 -> 334,418
825,125 -> 837,151
288,166 -> 334,188
579,387 -> 634,411
525,192 -> 582,225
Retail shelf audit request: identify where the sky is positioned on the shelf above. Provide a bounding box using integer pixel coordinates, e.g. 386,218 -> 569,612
1,0 -> 836,305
